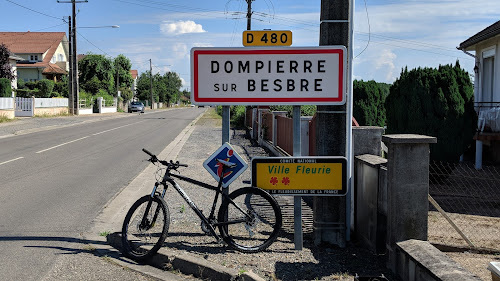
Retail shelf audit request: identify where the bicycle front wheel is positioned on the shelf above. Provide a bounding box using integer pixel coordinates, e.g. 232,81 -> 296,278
218,187 -> 282,253
121,195 -> 169,260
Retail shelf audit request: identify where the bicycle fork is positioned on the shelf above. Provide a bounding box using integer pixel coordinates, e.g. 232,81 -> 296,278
140,182 -> 164,231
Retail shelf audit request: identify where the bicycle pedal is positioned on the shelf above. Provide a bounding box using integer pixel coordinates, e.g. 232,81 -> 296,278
217,239 -> 227,246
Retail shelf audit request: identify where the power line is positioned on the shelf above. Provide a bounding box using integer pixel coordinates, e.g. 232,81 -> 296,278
5,0 -> 64,21
356,38 -> 472,60
111,0 -> 244,20
354,0 -> 370,58
76,31 -> 110,56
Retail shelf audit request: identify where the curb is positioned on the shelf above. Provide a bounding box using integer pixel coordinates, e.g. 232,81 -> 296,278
107,233 -> 265,281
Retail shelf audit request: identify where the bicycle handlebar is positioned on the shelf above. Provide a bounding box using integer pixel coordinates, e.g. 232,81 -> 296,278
142,148 -> 188,169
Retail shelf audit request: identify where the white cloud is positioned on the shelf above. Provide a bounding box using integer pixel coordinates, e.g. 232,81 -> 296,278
374,49 -> 397,82
160,20 -> 206,35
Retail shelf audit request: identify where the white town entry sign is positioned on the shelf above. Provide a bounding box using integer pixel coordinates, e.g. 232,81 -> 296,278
190,47 -> 347,105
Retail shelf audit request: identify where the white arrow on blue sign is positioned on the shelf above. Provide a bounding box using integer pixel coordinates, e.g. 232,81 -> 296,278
203,142 -> 248,188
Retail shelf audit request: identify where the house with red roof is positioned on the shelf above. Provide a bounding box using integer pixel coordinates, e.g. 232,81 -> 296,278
0,32 -> 69,83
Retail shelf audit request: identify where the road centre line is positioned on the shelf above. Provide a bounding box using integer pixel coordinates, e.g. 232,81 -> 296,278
0,157 -> 24,166
36,120 -> 146,154
92,121 -> 144,136
36,136 -> 90,154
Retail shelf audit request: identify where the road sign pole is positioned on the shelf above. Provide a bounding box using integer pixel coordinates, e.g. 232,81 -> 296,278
293,105 -> 303,250
222,106 -> 230,205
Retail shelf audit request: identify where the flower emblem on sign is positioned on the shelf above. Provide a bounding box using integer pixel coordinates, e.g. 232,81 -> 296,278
282,177 -> 290,185
270,177 -> 278,185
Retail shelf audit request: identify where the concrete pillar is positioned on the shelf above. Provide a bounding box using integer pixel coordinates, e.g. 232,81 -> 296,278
353,126 -> 384,156
351,126 -> 384,232
382,134 -> 437,271
97,97 -> 103,113
272,111 -> 287,145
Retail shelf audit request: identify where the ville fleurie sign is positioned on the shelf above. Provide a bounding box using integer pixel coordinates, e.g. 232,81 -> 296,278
190,46 -> 347,105
251,157 -> 347,196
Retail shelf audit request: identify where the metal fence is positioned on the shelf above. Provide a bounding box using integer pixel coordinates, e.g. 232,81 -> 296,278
428,160 -> 500,252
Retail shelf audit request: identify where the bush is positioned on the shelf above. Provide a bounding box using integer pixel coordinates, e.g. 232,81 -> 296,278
119,86 -> 133,102
17,78 -> 25,89
14,88 -> 39,98
215,105 -> 248,127
79,90 -> 93,108
385,62 -> 477,162
25,81 -> 37,90
0,78 -> 11,97
97,89 -> 115,106
38,79 -> 55,98
54,78 -> 68,98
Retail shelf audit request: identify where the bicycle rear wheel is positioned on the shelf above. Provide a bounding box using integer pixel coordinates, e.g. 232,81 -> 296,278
218,187 -> 282,253
121,195 -> 169,260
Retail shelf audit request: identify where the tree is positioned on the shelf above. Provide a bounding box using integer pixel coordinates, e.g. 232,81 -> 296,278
162,72 -> 182,106
78,54 -> 114,94
385,62 -> 477,162
113,54 -> 133,91
0,44 -> 15,80
136,71 -> 156,103
135,70 -> 183,106
353,80 -> 389,127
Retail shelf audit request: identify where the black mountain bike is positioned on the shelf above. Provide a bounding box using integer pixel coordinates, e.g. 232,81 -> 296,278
121,148 -> 282,260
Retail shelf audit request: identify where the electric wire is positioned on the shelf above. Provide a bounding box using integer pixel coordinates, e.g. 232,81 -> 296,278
5,0 -> 64,21
354,0 -> 370,58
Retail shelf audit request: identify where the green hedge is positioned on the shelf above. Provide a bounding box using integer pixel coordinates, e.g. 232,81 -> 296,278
0,78 -> 11,97
385,62 -> 476,162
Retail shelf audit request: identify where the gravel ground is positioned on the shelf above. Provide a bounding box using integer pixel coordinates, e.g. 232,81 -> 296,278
160,114 -> 393,281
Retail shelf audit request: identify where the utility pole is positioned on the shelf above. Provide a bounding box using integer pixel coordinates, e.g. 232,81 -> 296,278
150,59 -> 153,109
246,0 -> 253,30
58,0 -> 87,115
313,0 -> 352,247
67,16 -> 73,114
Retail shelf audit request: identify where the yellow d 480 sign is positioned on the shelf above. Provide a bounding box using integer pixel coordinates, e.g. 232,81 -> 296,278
251,157 -> 347,196
243,30 -> 292,46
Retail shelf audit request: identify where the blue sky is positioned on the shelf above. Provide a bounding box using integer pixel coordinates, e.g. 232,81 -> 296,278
2,0 -> 499,90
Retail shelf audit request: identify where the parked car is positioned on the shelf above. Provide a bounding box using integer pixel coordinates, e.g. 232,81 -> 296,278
129,102 -> 145,113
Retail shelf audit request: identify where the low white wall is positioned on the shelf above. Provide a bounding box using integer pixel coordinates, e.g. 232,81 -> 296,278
101,107 -> 117,114
34,98 -> 68,108
0,98 -> 14,110
79,108 -> 93,115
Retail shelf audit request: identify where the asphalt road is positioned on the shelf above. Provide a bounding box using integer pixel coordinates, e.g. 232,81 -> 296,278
0,108 -> 205,280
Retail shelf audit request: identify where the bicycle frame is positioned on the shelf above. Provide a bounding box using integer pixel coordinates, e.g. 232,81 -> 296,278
152,163 -> 251,242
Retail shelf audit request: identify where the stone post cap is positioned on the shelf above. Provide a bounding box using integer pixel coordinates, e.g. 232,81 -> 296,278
382,134 -> 437,144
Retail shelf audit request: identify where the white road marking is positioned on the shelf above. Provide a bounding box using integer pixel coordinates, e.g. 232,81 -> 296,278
92,121 -> 144,136
35,121 -> 145,154
0,157 -> 24,166
36,136 -> 90,154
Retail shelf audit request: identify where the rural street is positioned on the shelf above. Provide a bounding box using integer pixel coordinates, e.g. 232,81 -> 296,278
0,108 -> 205,280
